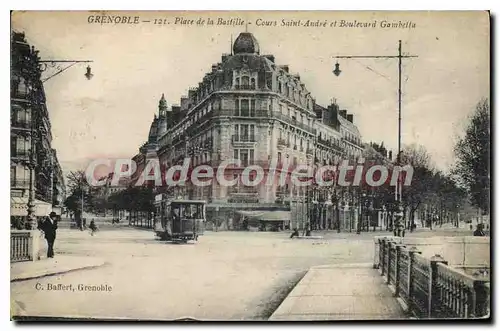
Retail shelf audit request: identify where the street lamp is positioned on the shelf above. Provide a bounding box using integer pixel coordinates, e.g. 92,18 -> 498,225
357,191 -> 367,235
332,41 -> 417,207
24,49 -> 94,228
85,66 -> 93,80
333,62 -> 341,77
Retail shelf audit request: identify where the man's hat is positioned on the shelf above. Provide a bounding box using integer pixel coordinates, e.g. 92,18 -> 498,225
49,211 -> 57,217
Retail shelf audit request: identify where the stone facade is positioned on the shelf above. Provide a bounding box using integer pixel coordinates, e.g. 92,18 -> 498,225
10,32 -> 65,223
140,32 -> 366,230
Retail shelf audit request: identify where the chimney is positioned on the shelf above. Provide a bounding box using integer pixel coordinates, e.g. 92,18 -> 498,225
280,65 -> 289,73
388,150 -> 393,160
188,88 -> 197,100
340,109 -> 347,118
211,64 -> 217,72
346,114 -> 353,123
264,55 -> 275,63
221,54 -> 229,62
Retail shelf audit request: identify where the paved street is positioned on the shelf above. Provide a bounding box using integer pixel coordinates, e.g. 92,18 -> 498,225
11,226 -> 472,320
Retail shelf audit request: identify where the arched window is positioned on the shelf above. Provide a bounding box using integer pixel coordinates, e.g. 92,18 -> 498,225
235,77 -> 240,88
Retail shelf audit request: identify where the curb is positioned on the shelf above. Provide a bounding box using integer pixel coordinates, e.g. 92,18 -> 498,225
11,261 -> 109,283
268,270 -> 309,321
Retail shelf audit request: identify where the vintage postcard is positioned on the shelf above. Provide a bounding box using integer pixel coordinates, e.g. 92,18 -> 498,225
10,11 -> 490,321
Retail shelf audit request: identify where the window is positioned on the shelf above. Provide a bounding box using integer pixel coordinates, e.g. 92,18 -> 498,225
278,152 -> 282,162
240,99 -> 249,116
241,76 -> 250,87
240,150 -> 249,166
250,78 -> 256,89
233,149 -> 255,166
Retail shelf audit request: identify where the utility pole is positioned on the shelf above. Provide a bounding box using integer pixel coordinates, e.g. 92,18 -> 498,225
333,40 -> 417,208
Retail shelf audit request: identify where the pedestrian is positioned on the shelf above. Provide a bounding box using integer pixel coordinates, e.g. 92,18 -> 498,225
38,211 -> 58,258
304,222 -> 311,237
290,228 -> 300,238
89,220 -> 98,236
473,223 -> 485,237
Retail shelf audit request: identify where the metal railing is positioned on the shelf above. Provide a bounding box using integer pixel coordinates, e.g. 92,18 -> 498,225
232,108 -> 269,117
229,186 -> 259,194
11,178 -> 30,188
234,84 -> 257,90
11,149 -> 30,158
232,135 -> 256,143
271,111 -> 317,135
11,120 -> 30,129
375,237 -> 490,319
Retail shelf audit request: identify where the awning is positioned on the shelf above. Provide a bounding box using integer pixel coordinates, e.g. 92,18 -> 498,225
235,210 -> 266,219
10,197 -> 52,217
236,210 -> 291,222
259,211 -> 291,221
11,197 -> 28,216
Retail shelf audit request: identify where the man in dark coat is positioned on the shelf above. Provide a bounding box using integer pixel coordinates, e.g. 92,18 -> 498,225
39,211 -> 58,258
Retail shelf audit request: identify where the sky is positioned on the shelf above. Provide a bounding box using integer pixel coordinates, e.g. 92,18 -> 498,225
11,11 -> 490,174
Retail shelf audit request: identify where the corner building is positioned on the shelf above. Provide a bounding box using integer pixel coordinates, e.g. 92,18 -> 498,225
152,32 -> 364,230
11,32 -> 66,225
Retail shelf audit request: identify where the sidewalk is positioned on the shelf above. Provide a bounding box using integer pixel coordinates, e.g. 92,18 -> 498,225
269,263 -> 407,321
11,256 -> 107,282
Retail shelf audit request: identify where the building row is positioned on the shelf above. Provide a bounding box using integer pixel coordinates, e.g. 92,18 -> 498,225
11,32 -> 66,227
128,32 -> 393,231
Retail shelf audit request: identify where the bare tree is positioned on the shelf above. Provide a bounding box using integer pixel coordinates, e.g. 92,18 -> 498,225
453,98 -> 490,216
400,144 -> 435,229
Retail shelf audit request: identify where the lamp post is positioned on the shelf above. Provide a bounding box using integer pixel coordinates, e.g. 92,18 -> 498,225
357,191 -> 367,235
332,41 -> 417,206
324,199 -> 333,230
24,48 -> 94,228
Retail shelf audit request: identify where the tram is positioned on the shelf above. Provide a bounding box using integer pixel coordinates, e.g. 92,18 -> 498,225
153,194 -> 206,243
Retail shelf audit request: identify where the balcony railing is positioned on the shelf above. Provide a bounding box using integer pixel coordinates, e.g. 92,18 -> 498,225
11,178 -> 30,188
234,84 -> 257,90
232,135 -> 256,143
317,136 -> 343,152
343,137 -> 363,147
277,138 -> 287,148
232,108 -> 269,117
229,186 -> 259,194
11,120 -> 30,129
11,149 -> 29,158
271,111 -> 316,135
